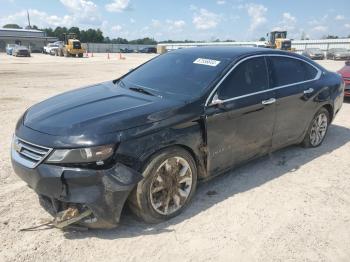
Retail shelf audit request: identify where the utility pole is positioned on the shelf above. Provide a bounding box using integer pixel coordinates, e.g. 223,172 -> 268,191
27,10 -> 31,29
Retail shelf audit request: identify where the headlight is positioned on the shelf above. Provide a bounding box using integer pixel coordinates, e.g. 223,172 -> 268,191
46,145 -> 114,164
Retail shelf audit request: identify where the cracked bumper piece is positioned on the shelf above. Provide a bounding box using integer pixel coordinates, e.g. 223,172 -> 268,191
11,157 -> 143,229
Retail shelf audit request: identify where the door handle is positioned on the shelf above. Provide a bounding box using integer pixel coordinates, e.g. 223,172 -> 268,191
262,98 -> 276,105
303,88 -> 314,94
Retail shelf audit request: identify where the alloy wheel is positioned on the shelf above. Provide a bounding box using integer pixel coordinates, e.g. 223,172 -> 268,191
309,113 -> 328,146
149,156 -> 193,215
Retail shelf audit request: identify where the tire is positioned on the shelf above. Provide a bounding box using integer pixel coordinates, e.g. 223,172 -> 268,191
302,108 -> 330,148
128,147 -> 198,223
78,53 -> 83,58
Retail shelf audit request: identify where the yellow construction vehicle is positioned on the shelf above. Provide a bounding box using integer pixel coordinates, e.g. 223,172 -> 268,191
266,31 -> 293,51
56,33 -> 85,57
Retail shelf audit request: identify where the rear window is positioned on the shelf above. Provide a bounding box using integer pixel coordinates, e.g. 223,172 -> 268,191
268,56 -> 318,88
73,42 -> 81,49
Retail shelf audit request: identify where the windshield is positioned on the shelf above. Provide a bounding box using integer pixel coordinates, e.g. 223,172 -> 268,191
120,52 -> 230,98
276,32 -> 286,38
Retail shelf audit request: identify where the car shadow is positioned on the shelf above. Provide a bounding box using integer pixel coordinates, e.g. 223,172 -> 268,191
64,123 -> 350,240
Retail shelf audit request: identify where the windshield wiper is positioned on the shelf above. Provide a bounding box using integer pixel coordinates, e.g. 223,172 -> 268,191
129,87 -> 155,96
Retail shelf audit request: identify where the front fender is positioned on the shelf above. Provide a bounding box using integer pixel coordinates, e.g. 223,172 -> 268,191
116,119 -> 208,178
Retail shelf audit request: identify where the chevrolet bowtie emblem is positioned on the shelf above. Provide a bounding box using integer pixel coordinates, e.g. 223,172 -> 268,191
14,140 -> 22,153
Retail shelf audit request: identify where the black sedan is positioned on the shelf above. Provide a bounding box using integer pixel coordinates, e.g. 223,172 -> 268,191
11,47 -> 344,228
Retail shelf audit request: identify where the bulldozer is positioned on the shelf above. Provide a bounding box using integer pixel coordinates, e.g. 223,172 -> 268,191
266,31 -> 293,51
55,33 -> 85,57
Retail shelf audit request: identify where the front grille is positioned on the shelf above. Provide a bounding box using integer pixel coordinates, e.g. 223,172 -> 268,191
12,136 -> 52,168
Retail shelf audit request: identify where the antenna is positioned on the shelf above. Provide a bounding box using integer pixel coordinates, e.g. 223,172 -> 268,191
27,10 -> 31,29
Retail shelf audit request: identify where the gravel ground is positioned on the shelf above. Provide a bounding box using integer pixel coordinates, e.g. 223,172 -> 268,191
0,53 -> 349,262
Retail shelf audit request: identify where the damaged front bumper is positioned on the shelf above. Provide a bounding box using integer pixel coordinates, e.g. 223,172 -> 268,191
11,150 -> 143,229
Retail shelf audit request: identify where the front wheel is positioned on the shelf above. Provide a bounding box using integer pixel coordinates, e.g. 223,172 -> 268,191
128,147 -> 197,223
302,108 -> 330,148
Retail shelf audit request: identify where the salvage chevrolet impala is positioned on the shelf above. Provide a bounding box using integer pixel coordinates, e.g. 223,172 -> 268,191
11,47 -> 344,228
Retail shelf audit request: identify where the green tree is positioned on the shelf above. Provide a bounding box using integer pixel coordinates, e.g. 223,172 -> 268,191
259,37 -> 266,41
3,24 -> 22,29
323,35 -> 339,39
111,37 -> 129,44
53,27 -> 68,40
42,28 -> 54,37
68,27 -> 80,39
129,37 -> 157,45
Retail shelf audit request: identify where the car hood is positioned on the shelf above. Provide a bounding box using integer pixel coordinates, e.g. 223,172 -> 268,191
24,81 -> 186,136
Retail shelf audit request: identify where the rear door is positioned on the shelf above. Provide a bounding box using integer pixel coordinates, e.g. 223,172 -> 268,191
205,56 -> 276,175
266,55 -> 321,149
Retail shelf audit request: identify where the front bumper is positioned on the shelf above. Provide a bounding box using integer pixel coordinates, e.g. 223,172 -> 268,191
15,51 -> 30,57
11,150 -> 143,228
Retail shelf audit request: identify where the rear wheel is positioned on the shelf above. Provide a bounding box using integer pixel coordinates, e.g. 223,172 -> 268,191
78,53 -> 83,58
302,108 -> 330,148
128,147 -> 197,223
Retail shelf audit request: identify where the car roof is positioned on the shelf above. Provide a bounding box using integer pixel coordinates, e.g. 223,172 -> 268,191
171,46 -> 300,60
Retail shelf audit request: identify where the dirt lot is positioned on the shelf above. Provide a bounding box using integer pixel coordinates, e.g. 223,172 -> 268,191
0,53 -> 349,262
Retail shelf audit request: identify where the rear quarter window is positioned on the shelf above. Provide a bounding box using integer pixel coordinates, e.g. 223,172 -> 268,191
268,56 -> 318,88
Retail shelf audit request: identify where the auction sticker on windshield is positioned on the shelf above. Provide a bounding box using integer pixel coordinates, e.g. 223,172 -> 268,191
193,58 -> 221,67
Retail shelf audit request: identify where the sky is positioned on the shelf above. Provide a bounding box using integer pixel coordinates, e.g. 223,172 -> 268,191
0,0 -> 349,41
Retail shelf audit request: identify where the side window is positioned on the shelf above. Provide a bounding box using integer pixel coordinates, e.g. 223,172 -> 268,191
217,57 -> 268,100
268,56 -> 318,88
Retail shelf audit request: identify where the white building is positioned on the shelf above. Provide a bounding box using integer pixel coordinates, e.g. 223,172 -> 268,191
0,28 -> 58,52
158,39 -> 350,54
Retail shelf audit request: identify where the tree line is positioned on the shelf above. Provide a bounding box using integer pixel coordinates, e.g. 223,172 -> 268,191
2,24 -> 350,43
2,24 -> 158,44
